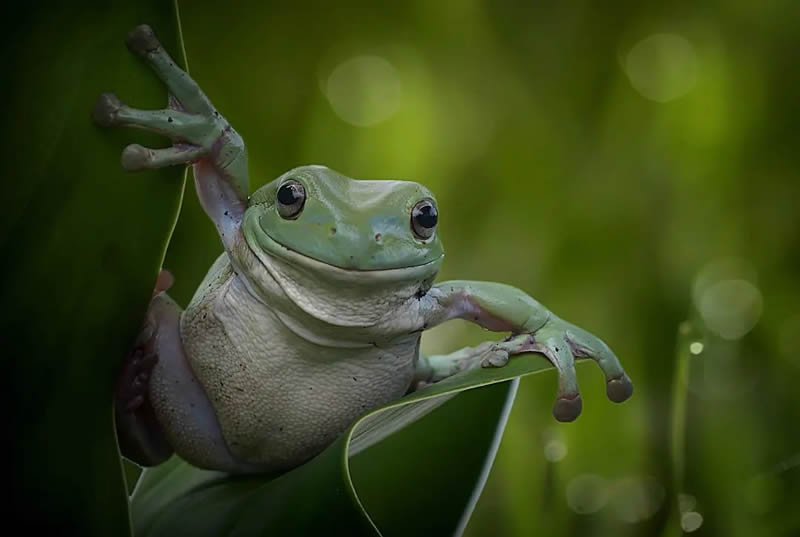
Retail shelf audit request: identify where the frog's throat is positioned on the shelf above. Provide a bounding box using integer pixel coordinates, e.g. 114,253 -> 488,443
241,222 -> 442,328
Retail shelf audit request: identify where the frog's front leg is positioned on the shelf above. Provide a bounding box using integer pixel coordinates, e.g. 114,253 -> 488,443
93,24 -> 248,251
416,281 -> 633,422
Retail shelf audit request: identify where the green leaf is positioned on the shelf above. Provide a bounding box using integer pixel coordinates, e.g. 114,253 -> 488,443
663,318 -> 702,534
0,2 -> 185,535
131,354 -> 554,536
670,320 -> 700,496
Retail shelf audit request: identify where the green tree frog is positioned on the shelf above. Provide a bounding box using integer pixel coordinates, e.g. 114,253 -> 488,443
97,25 -> 633,474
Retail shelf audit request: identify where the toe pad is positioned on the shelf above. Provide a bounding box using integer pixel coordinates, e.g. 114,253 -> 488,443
607,375 -> 634,403
553,394 -> 583,422
93,93 -> 122,127
121,144 -> 150,171
126,24 -> 160,55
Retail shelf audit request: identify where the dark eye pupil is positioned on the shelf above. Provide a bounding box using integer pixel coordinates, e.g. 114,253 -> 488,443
415,205 -> 437,228
278,184 -> 300,205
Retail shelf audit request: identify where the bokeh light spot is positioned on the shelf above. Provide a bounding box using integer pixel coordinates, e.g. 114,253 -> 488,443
693,258 -> 763,340
610,476 -> 665,523
566,474 -> 609,514
681,511 -> 704,532
697,279 -> 763,340
689,342 -> 704,355
624,33 -> 697,102
325,55 -> 403,127
543,439 -> 567,462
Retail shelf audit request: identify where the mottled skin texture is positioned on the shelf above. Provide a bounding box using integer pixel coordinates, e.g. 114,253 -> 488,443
101,25 -> 633,474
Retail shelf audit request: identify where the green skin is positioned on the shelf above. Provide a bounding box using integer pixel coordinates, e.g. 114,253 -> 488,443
98,25 -> 633,474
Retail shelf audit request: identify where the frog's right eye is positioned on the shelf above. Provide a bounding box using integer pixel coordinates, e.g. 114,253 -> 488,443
411,199 -> 438,240
276,180 -> 306,219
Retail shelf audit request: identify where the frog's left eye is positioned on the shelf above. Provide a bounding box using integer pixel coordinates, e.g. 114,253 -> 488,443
411,199 -> 438,239
276,180 -> 306,219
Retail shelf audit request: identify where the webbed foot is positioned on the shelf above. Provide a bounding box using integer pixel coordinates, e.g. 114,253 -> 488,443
92,25 -> 245,181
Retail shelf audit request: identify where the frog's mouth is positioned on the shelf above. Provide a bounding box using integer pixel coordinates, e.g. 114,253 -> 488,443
245,222 -> 444,282
242,220 -> 443,328
268,236 -> 443,275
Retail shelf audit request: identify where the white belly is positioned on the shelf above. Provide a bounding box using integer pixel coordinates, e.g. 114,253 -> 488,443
180,257 -> 418,470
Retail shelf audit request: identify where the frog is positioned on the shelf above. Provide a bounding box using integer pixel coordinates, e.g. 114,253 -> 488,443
96,25 -> 633,474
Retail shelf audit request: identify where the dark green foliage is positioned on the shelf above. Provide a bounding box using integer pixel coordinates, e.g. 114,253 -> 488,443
0,2 -> 185,535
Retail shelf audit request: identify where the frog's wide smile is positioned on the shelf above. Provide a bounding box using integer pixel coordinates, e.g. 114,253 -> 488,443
253,228 -> 444,278
243,204 -> 444,277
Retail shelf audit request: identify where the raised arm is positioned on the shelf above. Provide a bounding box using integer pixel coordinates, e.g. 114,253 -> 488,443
417,280 -> 633,421
93,24 -> 248,251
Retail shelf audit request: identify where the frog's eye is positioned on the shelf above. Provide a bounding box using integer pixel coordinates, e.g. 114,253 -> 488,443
276,180 -> 306,219
411,199 -> 438,240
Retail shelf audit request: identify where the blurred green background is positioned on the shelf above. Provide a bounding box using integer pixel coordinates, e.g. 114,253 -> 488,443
159,1 -> 799,536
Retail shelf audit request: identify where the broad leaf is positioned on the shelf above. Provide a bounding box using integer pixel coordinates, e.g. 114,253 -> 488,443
0,2 -> 185,535
132,355 -> 554,536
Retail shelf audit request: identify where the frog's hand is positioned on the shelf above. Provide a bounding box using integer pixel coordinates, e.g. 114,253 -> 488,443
93,24 -> 248,250
418,280 -> 633,422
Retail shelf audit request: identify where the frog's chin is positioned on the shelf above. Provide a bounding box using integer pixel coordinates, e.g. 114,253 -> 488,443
242,220 -> 441,328
246,225 -> 443,284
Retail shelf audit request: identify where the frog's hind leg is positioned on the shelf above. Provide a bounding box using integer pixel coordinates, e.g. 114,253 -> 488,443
115,271 -> 174,465
115,345 -> 171,465
115,272 -> 246,473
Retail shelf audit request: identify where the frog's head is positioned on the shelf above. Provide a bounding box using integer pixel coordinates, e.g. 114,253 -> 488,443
243,165 -> 444,283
